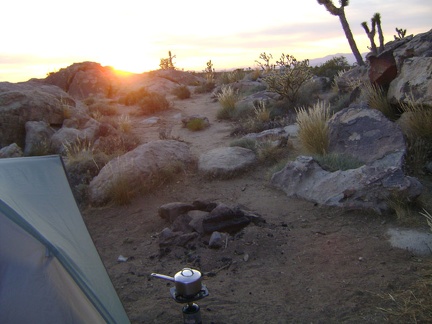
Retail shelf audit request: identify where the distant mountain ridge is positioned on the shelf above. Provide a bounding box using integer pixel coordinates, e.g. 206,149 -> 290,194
308,52 -> 368,66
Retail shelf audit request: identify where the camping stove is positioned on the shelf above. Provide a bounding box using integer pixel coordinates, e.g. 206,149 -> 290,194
151,268 -> 209,324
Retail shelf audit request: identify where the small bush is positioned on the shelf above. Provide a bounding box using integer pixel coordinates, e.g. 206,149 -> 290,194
310,56 -> 351,81
218,69 -> 245,85
27,139 -> 56,156
172,85 -> 191,99
138,93 -> 170,114
257,141 -> 287,165
119,87 -> 150,106
313,153 -> 364,172
186,118 -> 207,131
107,174 -> 136,206
296,101 -> 331,155
195,81 -> 216,94
230,138 -> 257,152
216,86 -> 239,120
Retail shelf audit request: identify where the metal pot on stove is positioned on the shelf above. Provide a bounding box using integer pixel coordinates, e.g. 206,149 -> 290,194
151,268 -> 202,298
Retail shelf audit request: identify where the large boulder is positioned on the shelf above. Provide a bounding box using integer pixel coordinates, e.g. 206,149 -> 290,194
198,146 -> 257,178
0,82 -> 72,148
45,62 -> 119,99
271,156 -> 422,213
89,140 -> 195,204
271,107 -> 423,213
0,143 -> 23,158
24,121 -> 55,155
387,57 -> 432,106
328,106 -> 406,166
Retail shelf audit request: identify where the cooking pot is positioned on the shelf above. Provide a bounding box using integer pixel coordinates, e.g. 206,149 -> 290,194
151,268 -> 202,298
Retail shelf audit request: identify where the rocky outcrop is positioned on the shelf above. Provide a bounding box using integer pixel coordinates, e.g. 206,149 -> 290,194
328,106 -> 406,166
271,107 -> 423,213
0,143 -> 23,158
0,82 -> 71,148
387,57 -> 432,106
198,146 -> 257,178
44,62 -> 119,99
89,140 -> 195,204
271,155 -> 422,213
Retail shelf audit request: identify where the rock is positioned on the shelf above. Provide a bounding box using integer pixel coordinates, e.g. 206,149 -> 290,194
187,210 -> 208,234
387,57 -> 432,106
0,143 -> 23,158
192,200 -> 218,212
328,107 -> 406,166
335,66 -> 368,94
242,127 -> 289,147
208,231 -> 226,249
89,140 -> 194,205
45,62 -> 119,99
171,214 -> 194,233
158,227 -> 199,248
158,202 -> 195,223
0,82 -> 71,147
202,203 -> 251,234
198,147 -> 257,178
271,156 -> 423,213
392,29 -> 432,70
24,121 -> 55,155
368,51 -> 397,86
50,127 -> 86,153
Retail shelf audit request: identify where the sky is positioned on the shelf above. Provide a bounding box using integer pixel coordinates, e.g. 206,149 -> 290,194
1,0 -> 431,83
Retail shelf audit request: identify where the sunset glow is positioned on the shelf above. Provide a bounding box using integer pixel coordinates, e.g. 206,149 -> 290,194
1,0 -> 431,82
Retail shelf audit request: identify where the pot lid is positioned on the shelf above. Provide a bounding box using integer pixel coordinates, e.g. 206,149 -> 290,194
174,268 -> 201,284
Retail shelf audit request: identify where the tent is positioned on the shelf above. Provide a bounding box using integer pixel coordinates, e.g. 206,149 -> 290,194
0,155 -> 130,323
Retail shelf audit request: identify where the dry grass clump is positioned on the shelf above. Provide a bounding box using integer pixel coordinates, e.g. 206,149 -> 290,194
256,141 -> 287,165
216,86 -> 239,120
230,138 -> 257,153
361,82 -> 396,120
377,260 -> 432,322
118,87 -> 150,105
117,114 -> 132,133
296,101 -> 331,155
138,93 -> 170,115
420,208 -> 432,232
218,69 -> 245,85
399,99 -> 432,175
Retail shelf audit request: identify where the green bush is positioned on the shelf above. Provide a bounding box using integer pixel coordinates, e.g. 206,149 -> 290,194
186,118 -> 207,131
310,56 -> 351,81
262,53 -> 312,105
313,153 -> 364,172
195,81 -> 216,94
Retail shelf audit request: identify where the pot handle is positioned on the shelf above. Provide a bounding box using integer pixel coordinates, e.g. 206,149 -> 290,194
151,273 -> 175,282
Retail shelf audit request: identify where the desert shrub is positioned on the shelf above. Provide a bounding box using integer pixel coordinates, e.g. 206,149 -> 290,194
253,100 -> 271,123
172,85 -> 191,99
63,138 -> 95,164
88,102 -> 118,116
159,50 -> 176,70
118,87 -> 150,105
230,138 -> 257,152
257,141 -> 287,165
262,53 -> 312,105
296,101 -> 331,155
216,86 -> 239,120
27,139 -> 56,156
248,69 -> 262,81
420,209 -> 432,232
361,82 -> 396,120
186,118 -> 207,131
194,81 -> 216,94
313,153 -> 363,172
218,69 -> 245,85
117,114 -> 132,133
295,79 -> 323,108
94,133 -> 140,157
387,191 -> 422,225
329,93 -> 351,113
138,92 -> 170,114
310,56 -> 351,81
399,100 -> 432,174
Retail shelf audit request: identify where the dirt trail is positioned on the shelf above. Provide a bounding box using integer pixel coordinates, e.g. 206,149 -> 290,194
83,91 -> 432,323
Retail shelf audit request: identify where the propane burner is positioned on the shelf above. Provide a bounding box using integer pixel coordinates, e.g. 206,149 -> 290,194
151,268 -> 209,324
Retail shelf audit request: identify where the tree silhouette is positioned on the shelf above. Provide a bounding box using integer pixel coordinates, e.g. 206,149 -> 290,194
373,13 -> 384,53
317,0 -> 365,66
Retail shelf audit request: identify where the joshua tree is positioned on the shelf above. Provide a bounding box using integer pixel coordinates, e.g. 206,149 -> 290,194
317,0 -> 365,66
361,20 -> 377,55
394,27 -> 407,40
373,13 -> 385,53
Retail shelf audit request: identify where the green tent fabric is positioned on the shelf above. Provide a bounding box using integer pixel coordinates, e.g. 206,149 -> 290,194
0,155 -> 129,323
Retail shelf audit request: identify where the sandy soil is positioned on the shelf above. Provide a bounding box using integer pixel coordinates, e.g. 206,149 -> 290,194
83,91 -> 432,323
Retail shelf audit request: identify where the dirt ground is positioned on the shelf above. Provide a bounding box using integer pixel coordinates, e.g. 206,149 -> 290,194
83,91 -> 432,323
